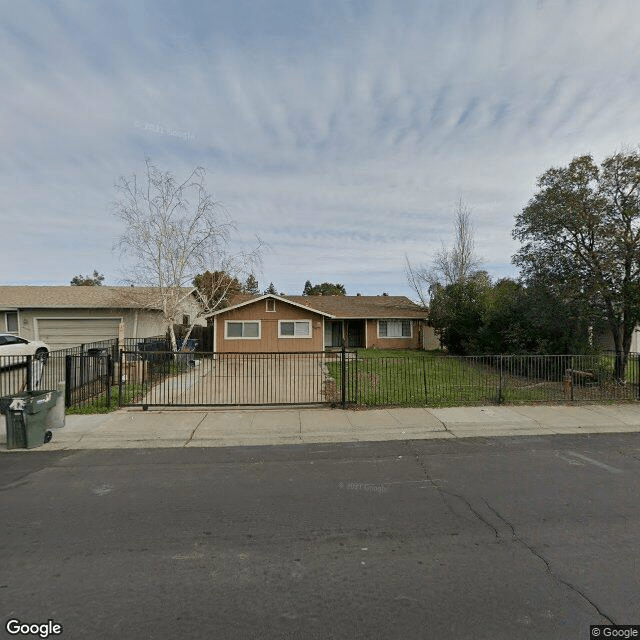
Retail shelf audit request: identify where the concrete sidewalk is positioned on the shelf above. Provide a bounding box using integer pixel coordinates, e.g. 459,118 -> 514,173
3,403 -> 640,451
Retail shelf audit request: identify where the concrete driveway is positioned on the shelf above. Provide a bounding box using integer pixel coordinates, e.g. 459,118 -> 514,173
139,353 -> 338,406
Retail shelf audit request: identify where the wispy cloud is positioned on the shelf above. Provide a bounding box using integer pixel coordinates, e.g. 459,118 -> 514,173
2,0 -> 640,293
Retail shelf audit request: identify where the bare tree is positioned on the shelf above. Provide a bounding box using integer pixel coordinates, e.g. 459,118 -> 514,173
405,197 -> 481,306
113,158 -> 262,350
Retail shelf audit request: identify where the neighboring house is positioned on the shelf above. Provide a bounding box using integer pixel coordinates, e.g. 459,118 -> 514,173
0,286 -> 203,351
596,330 -> 640,353
209,294 -> 435,353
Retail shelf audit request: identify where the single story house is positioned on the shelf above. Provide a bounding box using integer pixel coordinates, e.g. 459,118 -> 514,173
209,294 -> 436,352
0,286 -> 203,351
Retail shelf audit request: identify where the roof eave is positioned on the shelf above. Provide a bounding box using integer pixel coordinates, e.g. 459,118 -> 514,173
209,293 -> 336,318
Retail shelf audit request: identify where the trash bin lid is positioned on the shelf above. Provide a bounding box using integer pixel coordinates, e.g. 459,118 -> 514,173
0,390 -> 59,414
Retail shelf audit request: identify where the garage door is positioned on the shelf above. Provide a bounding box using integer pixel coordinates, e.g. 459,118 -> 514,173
37,318 -> 121,350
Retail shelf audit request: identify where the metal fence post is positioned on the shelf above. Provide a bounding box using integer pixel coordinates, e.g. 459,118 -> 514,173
64,355 -> 72,407
422,354 -> 428,405
26,355 -> 33,391
106,354 -> 112,408
354,349 -> 358,405
498,355 -> 503,404
341,345 -> 347,409
79,343 -> 86,386
118,350 -> 125,407
141,351 -> 147,408
570,355 -> 574,402
112,343 -> 118,386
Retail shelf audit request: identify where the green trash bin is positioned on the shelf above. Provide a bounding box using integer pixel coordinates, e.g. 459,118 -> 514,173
0,390 -> 59,450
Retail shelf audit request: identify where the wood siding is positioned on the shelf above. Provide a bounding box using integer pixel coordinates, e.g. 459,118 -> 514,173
215,299 -> 325,352
365,319 -> 422,350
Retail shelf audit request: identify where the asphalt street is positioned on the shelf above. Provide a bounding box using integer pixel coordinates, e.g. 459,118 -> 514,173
2,432 -> 640,639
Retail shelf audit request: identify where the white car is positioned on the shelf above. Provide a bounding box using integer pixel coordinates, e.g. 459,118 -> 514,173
0,334 -> 50,364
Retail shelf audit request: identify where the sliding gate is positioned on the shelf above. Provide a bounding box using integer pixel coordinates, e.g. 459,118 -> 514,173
120,351 -> 340,407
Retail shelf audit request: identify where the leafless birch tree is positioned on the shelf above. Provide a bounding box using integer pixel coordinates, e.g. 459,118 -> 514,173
113,158 -> 262,350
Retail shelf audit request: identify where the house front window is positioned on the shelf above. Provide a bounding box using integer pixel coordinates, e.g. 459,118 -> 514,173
225,320 -> 261,339
5,311 -> 18,333
378,320 -> 411,338
279,320 -> 311,338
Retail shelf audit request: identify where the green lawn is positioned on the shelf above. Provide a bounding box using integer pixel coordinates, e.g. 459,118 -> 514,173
326,349 -> 638,407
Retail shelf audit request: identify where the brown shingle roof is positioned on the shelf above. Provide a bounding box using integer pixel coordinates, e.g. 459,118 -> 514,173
222,294 -> 427,319
0,286 -> 190,310
286,295 -> 427,319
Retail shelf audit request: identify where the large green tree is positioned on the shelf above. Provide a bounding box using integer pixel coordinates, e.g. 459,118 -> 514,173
430,275 -> 594,356
477,278 -> 593,355
513,151 -> 640,379
193,271 -> 242,309
302,281 -> 346,296
245,274 -> 260,295
428,271 -> 491,354
70,270 -> 104,286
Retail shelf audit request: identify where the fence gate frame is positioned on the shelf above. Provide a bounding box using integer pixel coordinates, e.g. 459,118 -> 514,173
118,347 -> 348,409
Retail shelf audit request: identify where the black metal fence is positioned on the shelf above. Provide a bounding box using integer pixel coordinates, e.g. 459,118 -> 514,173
341,351 -> 640,407
2,347 -> 640,410
0,355 -> 51,398
0,336 -> 169,408
119,350 -> 336,407
63,353 -> 114,408
0,352 -> 114,410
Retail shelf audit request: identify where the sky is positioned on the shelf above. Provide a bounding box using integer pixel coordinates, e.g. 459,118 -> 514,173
2,0 -> 640,298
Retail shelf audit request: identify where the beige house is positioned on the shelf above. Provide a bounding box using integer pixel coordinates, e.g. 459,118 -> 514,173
210,294 -> 435,353
0,286 -> 203,350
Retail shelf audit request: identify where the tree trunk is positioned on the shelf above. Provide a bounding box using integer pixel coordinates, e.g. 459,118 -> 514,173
181,324 -> 195,348
168,324 -> 178,352
612,322 -> 634,383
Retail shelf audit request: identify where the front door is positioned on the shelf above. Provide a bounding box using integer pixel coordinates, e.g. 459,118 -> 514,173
346,320 -> 365,348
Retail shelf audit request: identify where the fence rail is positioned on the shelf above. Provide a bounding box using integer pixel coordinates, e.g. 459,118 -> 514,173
1,348 -> 639,411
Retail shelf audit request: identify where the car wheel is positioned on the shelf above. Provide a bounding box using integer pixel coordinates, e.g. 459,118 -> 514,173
35,348 -> 49,364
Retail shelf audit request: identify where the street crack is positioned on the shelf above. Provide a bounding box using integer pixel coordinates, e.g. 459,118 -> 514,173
426,411 -> 454,436
482,498 -> 616,625
405,440 -> 616,625
184,413 -> 209,447
404,440 -> 501,541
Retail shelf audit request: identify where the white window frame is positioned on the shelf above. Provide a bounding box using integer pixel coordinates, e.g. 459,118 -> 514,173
224,320 -> 261,340
377,319 -> 412,339
278,319 -> 312,339
266,299 -> 276,312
